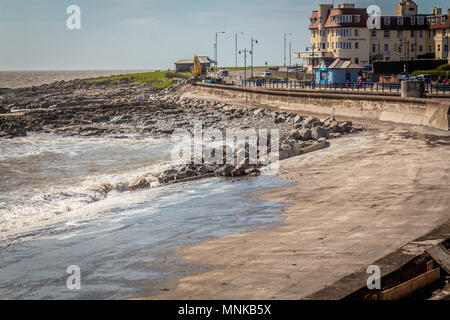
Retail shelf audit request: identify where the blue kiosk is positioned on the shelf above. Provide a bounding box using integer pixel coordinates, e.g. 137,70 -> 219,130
314,59 -> 364,84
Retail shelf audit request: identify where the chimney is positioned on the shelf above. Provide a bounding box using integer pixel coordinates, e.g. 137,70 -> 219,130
432,7 -> 442,15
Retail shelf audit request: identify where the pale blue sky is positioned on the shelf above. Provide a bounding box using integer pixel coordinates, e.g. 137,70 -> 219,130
0,0 -> 448,70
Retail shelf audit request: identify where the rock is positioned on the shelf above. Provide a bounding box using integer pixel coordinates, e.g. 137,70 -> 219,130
275,114 -> 286,123
301,117 -> 320,128
287,128 -> 301,140
293,115 -> 303,123
323,115 -> 335,127
329,132 -> 342,139
338,121 -> 353,133
129,179 -> 150,191
311,126 -> 330,140
298,128 -> 312,140
279,143 -> 294,160
328,121 -> 339,133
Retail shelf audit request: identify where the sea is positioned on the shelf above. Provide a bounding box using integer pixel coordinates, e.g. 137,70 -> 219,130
0,71 -> 290,299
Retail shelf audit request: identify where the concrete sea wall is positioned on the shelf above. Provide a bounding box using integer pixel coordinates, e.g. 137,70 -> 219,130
195,83 -> 450,131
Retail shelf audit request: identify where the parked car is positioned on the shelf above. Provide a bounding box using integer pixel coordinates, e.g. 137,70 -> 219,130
414,74 -> 431,82
397,72 -> 411,81
260,72 -> 272,78
219,68 -> 228,76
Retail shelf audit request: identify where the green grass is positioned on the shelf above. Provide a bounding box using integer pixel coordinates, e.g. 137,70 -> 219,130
210,66 -> 282,71
87,71 -> 191,88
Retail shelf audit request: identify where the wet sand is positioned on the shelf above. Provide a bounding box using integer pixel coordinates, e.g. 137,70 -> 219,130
145,122 -> 450,299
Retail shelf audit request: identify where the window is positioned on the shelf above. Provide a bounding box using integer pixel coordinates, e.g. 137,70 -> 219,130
355,42 -> 359,49
411,17 -> 416,25
354,15 -> 360,23
397,30 -> 403,38
372,44 -> 376,53
418,17 -> 424,25
445,44 -> 448,52
319,17 -> 323,23
335,15 -> 353,23
410,30 -> 414,38
355,57 -> 359,64
355,29 -> 359,37
398,17 -> 404,25
384,44 -> 389,54
419,45 -> 423,52
371,30 -> 377,37
398,45 -> 402,52
419,30 -> 423,38
385,17 -> 391,25
438,44 -> 441,52
433,30 -> 436,37
384,30 -> 390,38
442,16 -> 446,23
443,30 -> 446,37
411,44 -> 415,52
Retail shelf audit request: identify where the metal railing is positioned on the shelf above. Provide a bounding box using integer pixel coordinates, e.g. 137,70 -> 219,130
238,80 -> 450,95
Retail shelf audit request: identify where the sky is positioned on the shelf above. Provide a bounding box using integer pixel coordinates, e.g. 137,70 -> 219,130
0,0 -> 449,71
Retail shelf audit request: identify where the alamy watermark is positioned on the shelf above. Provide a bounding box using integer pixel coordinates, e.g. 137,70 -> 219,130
366,265 -> 381,290
66,265 -> 81,290
66,5 -> 81,30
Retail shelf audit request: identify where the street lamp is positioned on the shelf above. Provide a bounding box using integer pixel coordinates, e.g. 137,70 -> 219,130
251,38 -> 258,78
215,31 -> 226,70
239,48 -> 252,86
284,33 -> 292,67
235,32 -> 244,68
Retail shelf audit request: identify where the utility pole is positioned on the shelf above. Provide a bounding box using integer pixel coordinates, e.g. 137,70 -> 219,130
239,48 -> 251,86
251,38 -> 258,78
235,32 -> 244,68
215,31 -> 226,70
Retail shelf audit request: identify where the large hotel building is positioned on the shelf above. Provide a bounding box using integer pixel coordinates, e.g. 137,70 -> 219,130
296,0 -> 450,71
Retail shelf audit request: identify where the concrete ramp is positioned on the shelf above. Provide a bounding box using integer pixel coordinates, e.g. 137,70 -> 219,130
196,83 -> 450,131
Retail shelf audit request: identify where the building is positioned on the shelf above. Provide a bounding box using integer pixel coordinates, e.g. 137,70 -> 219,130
314,58 -> 364,83
295,1 -> 450,72
174,56 -> 215,73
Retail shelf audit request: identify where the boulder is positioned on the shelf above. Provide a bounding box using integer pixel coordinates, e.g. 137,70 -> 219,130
338,121 -> 353,133
311,126 -> 330,140
298,128 -> 312,140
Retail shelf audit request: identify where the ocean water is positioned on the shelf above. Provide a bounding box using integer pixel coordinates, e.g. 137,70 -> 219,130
0,70 -> 153,89
0,133 -> 291,299
0,133 -> 173,242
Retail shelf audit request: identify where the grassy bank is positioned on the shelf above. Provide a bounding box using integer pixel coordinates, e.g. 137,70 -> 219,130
87,71 -> 191,88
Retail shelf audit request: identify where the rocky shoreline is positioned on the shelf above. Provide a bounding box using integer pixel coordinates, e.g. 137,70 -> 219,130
0,79 -> 363,189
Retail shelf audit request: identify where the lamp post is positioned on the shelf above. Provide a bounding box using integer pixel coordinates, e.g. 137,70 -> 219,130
239,48 -> 252,86
215,31 -> 226,70
235,32 -> 244,68
251,38 -> 258,78
284,33 -> 292,67
306,46 -> 315,83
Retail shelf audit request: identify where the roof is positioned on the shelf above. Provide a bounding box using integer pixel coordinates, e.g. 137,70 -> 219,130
175,56 -> 215,65
324,59 -> 364,70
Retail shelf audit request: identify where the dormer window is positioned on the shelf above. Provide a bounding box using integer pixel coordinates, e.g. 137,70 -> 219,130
442,16 -> 446,23
354,15 -> 360,23
398,17 -> 403,25
385,17 -> 391,25
411,17 -> 416,25
418,17 -> 424,25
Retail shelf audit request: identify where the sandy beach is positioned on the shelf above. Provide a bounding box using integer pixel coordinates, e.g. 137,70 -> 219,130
147,120 -> 450,300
